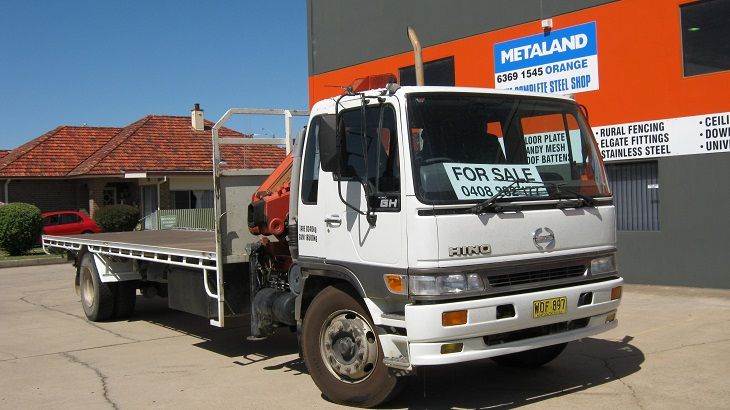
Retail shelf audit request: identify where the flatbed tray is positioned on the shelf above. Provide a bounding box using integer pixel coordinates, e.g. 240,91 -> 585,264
43,230 -> 216,256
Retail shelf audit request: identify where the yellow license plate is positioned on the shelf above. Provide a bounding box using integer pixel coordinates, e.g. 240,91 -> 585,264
533,296 -> 568,318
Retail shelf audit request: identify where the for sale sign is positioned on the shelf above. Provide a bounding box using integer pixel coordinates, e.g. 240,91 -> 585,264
442,163 -> 547,200
494,22 -> 599,95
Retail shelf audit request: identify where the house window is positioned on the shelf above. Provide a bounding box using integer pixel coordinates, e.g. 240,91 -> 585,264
399,57 -> 455,86
173,190 -> 213,209
102,186 -> 117,205
681,0 -> 730,76
606,161 -> 660,231
141,185 -> 158,217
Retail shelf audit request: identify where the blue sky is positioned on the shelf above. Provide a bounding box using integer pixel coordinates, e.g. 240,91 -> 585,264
0,0 -> 309,149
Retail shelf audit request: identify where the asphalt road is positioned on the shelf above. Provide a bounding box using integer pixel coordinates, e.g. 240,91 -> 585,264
1,263 -> 728,409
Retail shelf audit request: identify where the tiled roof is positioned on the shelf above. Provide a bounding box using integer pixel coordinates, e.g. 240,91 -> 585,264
0,127 -> 121,177
0,150 -> 10,158
71,115 -> 285,175
0,115 -> 286,178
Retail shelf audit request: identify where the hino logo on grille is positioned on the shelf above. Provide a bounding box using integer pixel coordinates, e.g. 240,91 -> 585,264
449,244 -> 492,257
533,227 -> 556,250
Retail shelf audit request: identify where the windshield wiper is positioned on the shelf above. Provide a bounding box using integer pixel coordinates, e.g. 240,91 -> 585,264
540,182 -> 596,207
470,179 -> 527,214
470,180 -> 596,214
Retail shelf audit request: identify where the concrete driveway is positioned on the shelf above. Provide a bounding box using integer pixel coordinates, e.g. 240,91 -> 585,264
0,263 -> 728,409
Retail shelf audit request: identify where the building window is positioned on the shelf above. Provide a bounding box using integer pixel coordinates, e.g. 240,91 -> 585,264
102,186 -> 117,205
606,161 -> 660,231
399,57 -> 455,86
173,190 -> 213,209
141,185 -> 158,216
681,0 -> 730,76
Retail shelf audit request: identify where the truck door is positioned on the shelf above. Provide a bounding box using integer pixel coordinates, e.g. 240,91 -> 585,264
295,115 -> 327,259
320,102 -> 405,268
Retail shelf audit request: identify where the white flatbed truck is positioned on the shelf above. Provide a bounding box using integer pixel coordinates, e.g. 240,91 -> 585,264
44,85 -> 623,407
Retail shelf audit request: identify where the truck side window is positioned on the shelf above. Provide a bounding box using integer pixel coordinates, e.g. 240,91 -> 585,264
301,116 -> 321,204
341,105 -> 400,194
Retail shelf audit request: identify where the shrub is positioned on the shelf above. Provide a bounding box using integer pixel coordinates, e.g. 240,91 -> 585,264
93,204 -> 140,232
0,203 -> 43,255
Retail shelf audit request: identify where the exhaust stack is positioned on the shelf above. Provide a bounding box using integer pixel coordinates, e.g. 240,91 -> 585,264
407,26 -> 424,86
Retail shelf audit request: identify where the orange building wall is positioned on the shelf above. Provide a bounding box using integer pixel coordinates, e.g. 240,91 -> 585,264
309,0 -> 730,128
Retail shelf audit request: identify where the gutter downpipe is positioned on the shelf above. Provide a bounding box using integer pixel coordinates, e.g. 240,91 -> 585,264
156,176 -> 167,229
3,179 -> 10,204
407,26 -> 425,86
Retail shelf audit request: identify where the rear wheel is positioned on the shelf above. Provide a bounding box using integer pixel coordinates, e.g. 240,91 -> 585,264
79,252 -> 115,321
301,286 -> 403,407
491,342 -> 568,368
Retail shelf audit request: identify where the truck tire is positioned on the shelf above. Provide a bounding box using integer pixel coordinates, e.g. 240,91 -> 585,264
491,342 -> 568,368
113,281 -> 137,319
301,286 -> 403,407
79,253 -> 115,321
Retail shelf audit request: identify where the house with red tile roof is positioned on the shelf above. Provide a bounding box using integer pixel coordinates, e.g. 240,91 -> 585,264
0,105 -> 285,219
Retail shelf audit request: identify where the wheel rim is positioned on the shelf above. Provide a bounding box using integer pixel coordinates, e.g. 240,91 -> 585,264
81,267 -> 95,307
319,309 -> 379,384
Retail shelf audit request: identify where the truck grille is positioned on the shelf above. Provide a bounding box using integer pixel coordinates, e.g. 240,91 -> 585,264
485,265 -> 586,288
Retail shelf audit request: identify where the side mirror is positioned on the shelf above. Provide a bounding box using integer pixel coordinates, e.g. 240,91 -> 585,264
318,114 -> 339,172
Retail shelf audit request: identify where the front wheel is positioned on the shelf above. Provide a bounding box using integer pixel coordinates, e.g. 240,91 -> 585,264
301,286 -> 403,407
491,342 -> 568,368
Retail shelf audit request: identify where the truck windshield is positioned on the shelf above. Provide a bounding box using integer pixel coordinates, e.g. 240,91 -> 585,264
406,93 -> 610,204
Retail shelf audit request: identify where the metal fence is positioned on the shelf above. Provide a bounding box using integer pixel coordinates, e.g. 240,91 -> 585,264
142,208 -> 215,231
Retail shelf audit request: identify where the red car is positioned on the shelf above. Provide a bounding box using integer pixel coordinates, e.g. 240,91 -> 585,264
42,211 -> 102,236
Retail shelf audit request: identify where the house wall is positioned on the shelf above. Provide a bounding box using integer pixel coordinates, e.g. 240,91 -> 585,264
169,176 -> 213,191
8,180 -> 88,214
160,181 -> 171,210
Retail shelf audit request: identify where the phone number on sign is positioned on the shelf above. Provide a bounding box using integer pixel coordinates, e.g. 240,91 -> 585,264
496,68 -> 544,83
459,184 -> 545,198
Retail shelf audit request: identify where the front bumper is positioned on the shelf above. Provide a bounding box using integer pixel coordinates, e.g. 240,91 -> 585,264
403,277 -> 622,366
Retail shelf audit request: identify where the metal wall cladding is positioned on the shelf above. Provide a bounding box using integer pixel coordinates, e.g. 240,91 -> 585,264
307,0 -> 617,75
606,161 -> 659,231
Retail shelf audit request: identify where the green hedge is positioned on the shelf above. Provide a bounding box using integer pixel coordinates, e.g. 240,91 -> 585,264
93,204 -> 140,232
0,203 -> 43,256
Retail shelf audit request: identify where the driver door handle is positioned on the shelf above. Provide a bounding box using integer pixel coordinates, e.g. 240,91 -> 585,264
324,214 -> 341,224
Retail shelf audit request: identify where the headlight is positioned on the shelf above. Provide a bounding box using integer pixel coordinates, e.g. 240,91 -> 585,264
590,255 -> 617,275
410,273 -> 484,296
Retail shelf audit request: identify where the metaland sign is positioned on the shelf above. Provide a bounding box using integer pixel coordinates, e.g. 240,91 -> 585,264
533,227 -> 555,250
493,22 -> 599,94
594,112 -> 730,161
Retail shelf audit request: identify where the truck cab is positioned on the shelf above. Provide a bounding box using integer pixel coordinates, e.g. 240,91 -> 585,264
287,85 -> 622,406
